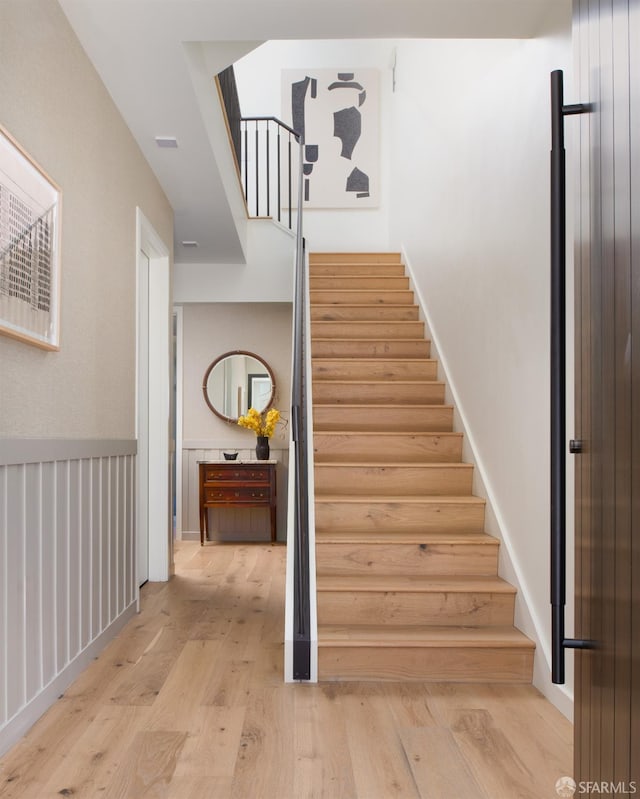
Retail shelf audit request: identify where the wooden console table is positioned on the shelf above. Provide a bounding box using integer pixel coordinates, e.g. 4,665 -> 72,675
198,460 -> 277,544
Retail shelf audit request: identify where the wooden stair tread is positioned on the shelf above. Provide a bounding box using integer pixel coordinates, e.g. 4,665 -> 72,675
310,291 -> 414,298
313,379 -> 444,386
311,304 -> 417,309
309,292 -> 411,296
313,340 -> 429,346
315,461 -> 471,468
313,320 -> 421,325
317,625 -> 535,648
315,530 -> 498,545
310,266 -> 406,274
313,357 -> 435,363
313,431 -> 463,438
315,494 -> 485,504
309,253 -> 402,262
313,403 -> 452,410
317,574 -> 516,593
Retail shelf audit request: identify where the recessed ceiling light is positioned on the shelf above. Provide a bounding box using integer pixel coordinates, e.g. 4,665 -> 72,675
155,136 -> 178,148
181,240 -> 198,247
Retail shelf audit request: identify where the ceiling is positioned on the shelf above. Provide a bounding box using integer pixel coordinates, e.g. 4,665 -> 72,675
57,0 -> 570,264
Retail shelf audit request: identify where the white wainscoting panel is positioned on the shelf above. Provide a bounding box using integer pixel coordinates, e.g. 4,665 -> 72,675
181,444 -> 289,542
0,440 -> 137,756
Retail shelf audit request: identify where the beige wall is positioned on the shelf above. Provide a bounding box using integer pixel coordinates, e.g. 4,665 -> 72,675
180,302 -> 292,540
182,303 -> 292,448
0,0 -> 173,438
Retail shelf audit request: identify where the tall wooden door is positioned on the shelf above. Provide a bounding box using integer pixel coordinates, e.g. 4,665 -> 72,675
573,0 -> 639,789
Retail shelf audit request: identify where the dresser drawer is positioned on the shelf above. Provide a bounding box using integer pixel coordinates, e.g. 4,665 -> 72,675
203,466 -> 270,483
205,486 -> 270,503
199,461 -> 277,544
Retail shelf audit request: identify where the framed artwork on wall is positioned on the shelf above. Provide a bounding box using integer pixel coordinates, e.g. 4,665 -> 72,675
0,124 -> 62,350
282,68 -> 379,209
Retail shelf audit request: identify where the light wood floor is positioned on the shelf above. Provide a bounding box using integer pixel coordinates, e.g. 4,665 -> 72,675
0,541 -> 572,798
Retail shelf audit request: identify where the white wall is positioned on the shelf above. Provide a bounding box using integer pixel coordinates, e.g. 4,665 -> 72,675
234,40 -> 393,252
174,219 -> 295,303
388,31 -> 574,715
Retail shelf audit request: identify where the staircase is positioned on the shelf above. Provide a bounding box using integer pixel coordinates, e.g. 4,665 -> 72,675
310,252 -> 535,682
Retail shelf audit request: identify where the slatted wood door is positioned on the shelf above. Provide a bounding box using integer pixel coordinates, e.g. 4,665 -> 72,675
573,0 -> 639,788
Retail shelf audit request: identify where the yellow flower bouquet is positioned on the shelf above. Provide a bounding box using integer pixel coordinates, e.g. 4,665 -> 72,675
238,407 -> 281,460
237,407 -> 281,438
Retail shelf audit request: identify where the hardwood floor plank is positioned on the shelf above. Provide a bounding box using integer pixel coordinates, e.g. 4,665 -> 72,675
166,776 -> 233,798
201,657 -> 256,708
108,613 -> 209,706
146,640 -> 221,731
229,687 -> 295,799
382,683 -> 438,728
399,726 -> 490,799
447,708 -> 552,798
107,730 -> 187,797
174,706 -> 246,778
38,706 -> 152,798
292,685 -> 357,799
340,683 -> 420,799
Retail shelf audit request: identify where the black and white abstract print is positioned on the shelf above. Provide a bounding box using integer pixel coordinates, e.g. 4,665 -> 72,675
282,68 -> 379,208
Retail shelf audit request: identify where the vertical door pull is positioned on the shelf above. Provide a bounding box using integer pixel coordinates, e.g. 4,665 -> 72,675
550,69 -> 590,685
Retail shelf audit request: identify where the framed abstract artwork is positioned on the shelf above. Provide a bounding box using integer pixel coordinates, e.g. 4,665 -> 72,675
0,124 -> 62,350
282,68 -> 379,209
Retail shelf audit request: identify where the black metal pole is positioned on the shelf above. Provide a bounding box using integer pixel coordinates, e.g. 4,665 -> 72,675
255,122 -> 259,217
550,69 -> 566,685
243,124 -> 248,204
266,125 -> 271,217
288,137 -> 292,230
277,130 -> 281,223
550,71 -> 591,684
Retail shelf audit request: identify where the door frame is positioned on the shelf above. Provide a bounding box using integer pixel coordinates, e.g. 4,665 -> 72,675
173,304 -> 184,541
136,208 -> 171,585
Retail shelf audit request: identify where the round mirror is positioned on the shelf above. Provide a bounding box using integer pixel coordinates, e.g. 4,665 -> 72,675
202,350 -> 276,422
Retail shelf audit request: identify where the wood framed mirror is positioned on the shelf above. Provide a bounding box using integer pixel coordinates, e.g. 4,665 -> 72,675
202,350 -> 276,422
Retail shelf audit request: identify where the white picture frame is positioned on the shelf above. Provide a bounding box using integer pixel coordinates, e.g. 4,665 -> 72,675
0,124 -> 62,350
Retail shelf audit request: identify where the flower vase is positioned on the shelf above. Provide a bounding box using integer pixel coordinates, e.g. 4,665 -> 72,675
255,436 -> 270,460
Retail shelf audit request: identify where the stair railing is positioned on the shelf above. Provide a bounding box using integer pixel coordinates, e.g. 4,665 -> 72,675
217,64 -> 314,680
287,113 -> 315,680
241,117 -> 300,231
217,66 -> 300,231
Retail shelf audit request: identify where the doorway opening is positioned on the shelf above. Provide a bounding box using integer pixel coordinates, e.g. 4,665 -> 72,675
136,208 -> 171,586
